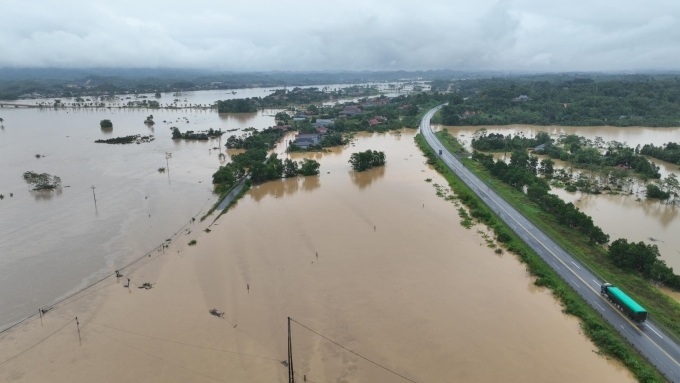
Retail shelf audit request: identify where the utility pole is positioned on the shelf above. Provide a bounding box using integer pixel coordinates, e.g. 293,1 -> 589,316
165,152 -> 172,177
91,185 -> 97,210
75,317 -> 81,346
288,317 -> 295,383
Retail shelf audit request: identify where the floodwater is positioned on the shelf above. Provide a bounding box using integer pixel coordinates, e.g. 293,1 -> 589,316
446,124 -> 680,153
443,124 -> 680,277
0,103 -> 278,328
183,130 -> 633,382
0,104 -> 634,381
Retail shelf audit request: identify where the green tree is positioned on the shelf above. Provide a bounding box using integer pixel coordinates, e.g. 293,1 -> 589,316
171,127 -> 182,139
663,173 -> 679,202
23,171 -> 62,190
646,184 -> 670,200
283,158 -> 299,178
349,150 -> 386,172
299,158 -> 321,176
275,112 -> 291,123
539,158 -> 555,178
100,119 -> 113,128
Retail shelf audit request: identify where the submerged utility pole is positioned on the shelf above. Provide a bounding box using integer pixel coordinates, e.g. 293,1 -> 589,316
165,152 -> 172,177
288,316 -> 295,383
91,185 -> 97,210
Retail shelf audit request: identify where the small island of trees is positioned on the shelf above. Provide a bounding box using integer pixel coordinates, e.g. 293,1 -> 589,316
95,135 -> 154,144
349,150 -> 386,172
23,171 -> 62,190
172,127 -> 224,140
100,119 -> 113,128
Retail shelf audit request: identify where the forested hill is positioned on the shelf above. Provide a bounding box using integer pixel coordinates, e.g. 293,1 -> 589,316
439,77 -> 680,127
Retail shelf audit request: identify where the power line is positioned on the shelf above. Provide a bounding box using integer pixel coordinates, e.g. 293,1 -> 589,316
290,318 -> 417,383
95,329 -> 228,383
0,318 -> 75,367
90,321 -> 280,363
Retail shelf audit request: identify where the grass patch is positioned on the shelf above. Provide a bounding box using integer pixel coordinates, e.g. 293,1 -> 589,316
188,240 -> 197,246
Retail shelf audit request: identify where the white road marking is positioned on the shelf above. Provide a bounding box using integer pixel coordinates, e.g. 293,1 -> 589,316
595,302 -> 605,311
571,261 -> 581,270
592,279 -> 599,286
648,326 -> 664,339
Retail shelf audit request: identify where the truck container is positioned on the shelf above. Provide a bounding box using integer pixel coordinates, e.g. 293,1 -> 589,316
600,283 -> 647,323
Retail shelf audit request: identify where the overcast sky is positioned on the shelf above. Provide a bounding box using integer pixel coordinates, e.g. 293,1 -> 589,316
1,0 -> 679,72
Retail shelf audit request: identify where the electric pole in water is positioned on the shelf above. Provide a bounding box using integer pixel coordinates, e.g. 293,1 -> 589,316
165,152 -> 172,177
91,185 -> 97,210
288,316 -> 295,383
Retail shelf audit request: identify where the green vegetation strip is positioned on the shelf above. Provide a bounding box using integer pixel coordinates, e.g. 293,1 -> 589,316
415,133 -> 663,382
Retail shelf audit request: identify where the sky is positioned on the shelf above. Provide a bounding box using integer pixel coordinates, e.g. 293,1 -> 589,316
1,0 -> 679,72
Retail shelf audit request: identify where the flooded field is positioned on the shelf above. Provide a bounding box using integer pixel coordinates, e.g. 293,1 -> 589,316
0,103 -> 278,328
0,129 -> 633,382
443,124 -> 680,275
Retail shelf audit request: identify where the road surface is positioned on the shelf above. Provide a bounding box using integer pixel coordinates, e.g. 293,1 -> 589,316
420,105 -> 680,381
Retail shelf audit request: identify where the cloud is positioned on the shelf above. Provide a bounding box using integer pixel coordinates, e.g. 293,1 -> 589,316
0,0 -> 678,72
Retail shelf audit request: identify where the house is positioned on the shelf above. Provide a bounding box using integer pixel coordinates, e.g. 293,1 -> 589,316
339,105 -> 362,117
514,95 -> 530,102
292,133 -> 321,149
313,119 -> 334,128
368,116 -> 387,127
315,127 -> 329,134
532,143 -> 547,152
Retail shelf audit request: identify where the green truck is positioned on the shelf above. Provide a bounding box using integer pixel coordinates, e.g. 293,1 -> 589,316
600,283 -> 648,323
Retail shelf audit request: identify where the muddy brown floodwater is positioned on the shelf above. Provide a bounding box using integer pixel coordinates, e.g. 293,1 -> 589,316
0,130 -> 634,382
195,131 -> 634,382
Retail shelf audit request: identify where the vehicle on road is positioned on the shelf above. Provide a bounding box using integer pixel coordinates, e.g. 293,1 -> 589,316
601,283 -> 648,323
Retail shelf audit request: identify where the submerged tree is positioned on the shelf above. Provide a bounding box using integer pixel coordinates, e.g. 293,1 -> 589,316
100,119 -> 113,128
23,171 -> 62,190
349,150 -> 386,172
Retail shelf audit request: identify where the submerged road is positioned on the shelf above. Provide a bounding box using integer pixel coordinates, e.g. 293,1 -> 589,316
420,105 -> 680,381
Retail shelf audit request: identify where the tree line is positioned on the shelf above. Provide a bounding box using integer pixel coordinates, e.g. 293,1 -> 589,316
471,149 -> 610,244
439,77 -> 680,127
472,131 -> 662,180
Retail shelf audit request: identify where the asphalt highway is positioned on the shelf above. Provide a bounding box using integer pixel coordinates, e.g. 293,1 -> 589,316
420,105 -> 680,381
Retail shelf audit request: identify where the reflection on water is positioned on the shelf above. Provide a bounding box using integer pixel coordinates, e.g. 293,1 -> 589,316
249,175 -> 321,202
31,187 -> 63,201
553,187 -> 680,270
218,112 -> 257,123
301,174 -> 320,191
349,166 -> 386,189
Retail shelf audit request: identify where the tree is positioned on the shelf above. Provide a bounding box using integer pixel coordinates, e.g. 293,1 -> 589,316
299,158 -> 320,176
539,158 -> 555,178
275,112 -> 291,123
283,158 -> 299,178
23,171 -> 62,190
171,127 -> 182,139
0,117 -> 4,126
306,104 -> 319,115
349,150 -> 386,172
646,184 -> 670,200
663,173 -> 679,203
100,119 -> 113,128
